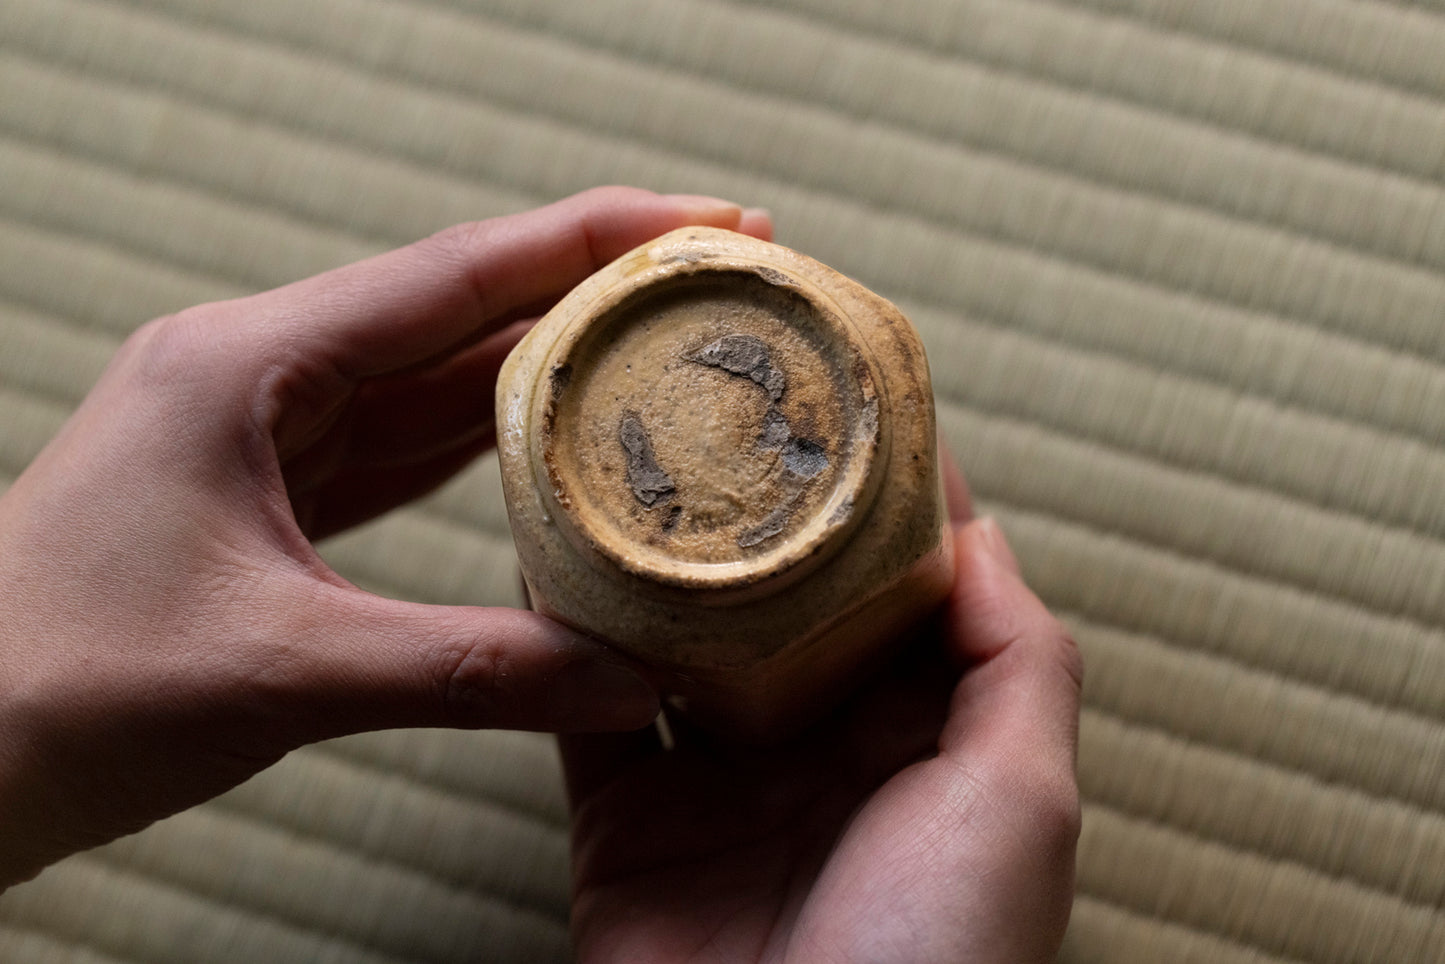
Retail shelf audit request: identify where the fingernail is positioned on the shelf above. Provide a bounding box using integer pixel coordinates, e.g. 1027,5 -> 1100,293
975,516 -> 1021,575
552,659 -> 660,731
665,194 -> 743,221
739,207 -> 774,241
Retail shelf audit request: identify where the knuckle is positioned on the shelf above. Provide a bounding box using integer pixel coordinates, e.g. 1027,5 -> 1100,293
421,220 -> 500,312
115,307 -> 232,391
116,313 -> 192,377
426,218 -> 488,259
570,184 -> 649,209
1030,770 -> 1084,865
1050,779 -> 1084,848
438,636 -> 514,722
1055,625 -> 1085,693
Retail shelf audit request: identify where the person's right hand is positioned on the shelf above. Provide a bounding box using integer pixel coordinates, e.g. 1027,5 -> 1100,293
562,464 -> 1084,963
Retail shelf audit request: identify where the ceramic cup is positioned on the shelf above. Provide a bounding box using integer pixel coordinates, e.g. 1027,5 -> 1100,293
496,227 -> 954,741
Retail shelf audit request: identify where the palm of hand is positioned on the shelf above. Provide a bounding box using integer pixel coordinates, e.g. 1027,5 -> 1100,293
564,644 -> 953,963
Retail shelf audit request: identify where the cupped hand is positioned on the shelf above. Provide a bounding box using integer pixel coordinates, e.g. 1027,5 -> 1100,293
0,187 -> 773,887
561,465 -> 1084,963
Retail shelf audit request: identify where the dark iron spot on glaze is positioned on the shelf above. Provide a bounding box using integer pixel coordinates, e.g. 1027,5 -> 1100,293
687,334 -> 832,547
618,412 -> 675,508
550,363 -> 573,400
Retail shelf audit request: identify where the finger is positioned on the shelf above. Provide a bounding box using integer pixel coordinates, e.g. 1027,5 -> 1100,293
257,187 -> 752,382
942,518 -> 1077,749
292,432 -> 493,539
258,582 -> 662,742
937,519 -> 1082,894
900,517 -> 1081,960
739,207 -> 774,242
939,437 -> 973,523
286,203 -> 775,490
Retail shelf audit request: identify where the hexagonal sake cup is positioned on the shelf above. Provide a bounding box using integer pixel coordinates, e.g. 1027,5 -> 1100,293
496,227 -> 954,742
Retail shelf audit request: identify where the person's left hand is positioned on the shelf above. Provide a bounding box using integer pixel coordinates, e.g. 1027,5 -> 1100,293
0,187 -> 773,888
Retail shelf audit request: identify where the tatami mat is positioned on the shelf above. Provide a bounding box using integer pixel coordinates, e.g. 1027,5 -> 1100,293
1,0 -> 1442,961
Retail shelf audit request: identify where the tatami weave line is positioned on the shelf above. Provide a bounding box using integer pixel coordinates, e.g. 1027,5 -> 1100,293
945,405 -> 1445,629
892,254 -> 1445,446
1076,806 -> 1445,962
0,120 -> 386,294
0,219 -> 247,337
314,732 -> 571,828
11,61 -> 1445,473
67,1 -> 1445,365
1068,601 -> 1444,742
1082,770 -> 1445,924
0,299 -> 121,394
1380,0 -> 1445,16
11,20 -> 1445,410
213,739 -> 572,860
12,102 -> 1445,576
1059,0 -> 1445,96
0,924 -> 144,964
14,0 -> 1445,372
80,828 -> 561,963
1080,709 -> 1445,908
122,0 -> 1445,279
402,0 -> 1445,272
1067,894 -> 1314,964
320,511 -> 530,608
522,0 -> 1445,183
740,0 -> 1445,183
16,110 -> 1445,583
0,121 -> 427,263
0,50 -> 548,250
1016,509 -> 1445,718
4,857 -> 439,964
134,789 -> 572,935
1073,615 -> 1445,806
926,329 -> 1445,539
13,0 -> 1445,309
0,389 -> 68,474
1002,507 -> 1445,796
1067,612 -> 1445,814
205,748 -> 572,886
1072,805 -> 1445,963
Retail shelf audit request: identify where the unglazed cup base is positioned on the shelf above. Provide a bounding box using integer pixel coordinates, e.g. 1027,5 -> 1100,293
497,227 -> 954,742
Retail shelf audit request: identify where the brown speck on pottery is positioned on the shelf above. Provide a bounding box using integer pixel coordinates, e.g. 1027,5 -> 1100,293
496,227 -> 954,741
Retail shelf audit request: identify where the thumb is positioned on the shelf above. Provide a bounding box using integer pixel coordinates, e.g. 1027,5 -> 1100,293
942,516 -> 1083,769
259,579 -> 661,744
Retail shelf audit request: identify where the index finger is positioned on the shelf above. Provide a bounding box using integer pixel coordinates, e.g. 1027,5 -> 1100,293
250,187 -> 762,379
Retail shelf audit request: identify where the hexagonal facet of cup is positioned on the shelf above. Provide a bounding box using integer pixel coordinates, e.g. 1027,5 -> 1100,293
497,227 -> 954,742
